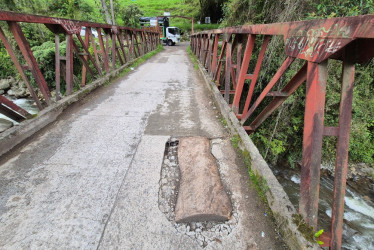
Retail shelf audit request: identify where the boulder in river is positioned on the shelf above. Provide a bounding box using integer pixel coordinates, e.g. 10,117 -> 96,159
0,118 -> 13,133
0,79 -> 11,91
18,81 -> 26,89
7,89 -> 15,96
7,87 -> 29,98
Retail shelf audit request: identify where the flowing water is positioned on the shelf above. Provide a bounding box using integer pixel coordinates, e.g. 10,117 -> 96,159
272,166 -> 374,249
0,95 -> 39,124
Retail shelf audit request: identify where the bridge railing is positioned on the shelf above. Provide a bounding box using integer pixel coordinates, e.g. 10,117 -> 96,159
191,15 -> 374,249
0,11 -> 160,122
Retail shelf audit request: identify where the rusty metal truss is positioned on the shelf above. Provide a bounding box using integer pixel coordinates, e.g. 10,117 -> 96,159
0,11 -> 160,122
191,15 -> 374,249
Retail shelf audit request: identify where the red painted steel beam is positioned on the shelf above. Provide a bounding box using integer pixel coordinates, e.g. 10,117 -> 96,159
330,49 -> 355,250
232,35 -> 255,114
192,15 -> 374,63
72,37 -> 96,78
97,28 -> 109,73
191,15 -> 374,38
246,63 -> 307,133
224,36 -> 233,103
81,28 -> 91,86
112,32 -> 117,70
0,95 -> 32,120
241,56 -> 295,124
235,37 -> 243,89
55,34 -> 61,101
206,34 -> 213,74
241,35 -> 270,117
214,41 -> 227,83
91,29 -> 103,73
0,11 -> 157,34
65,34 -> 74,95
0,27 -> 42,109
8,21 -> 52,105
299,60 -> 328,229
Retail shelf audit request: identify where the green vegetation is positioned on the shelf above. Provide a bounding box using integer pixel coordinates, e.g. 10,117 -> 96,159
220,117 -> 228,127
314,229 -> 325,245
187,46 -> 199,69
231,134 -> 242,149
220,0 -> 374,168
292,213 -> 315,243
230,134 -> 269,205
118,44 -> 163,77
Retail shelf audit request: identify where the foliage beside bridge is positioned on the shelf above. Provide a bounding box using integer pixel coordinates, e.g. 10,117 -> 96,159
220,0 -> 374,168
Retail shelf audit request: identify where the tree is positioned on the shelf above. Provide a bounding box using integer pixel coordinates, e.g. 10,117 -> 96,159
197,0 -> 226,23
119,4 -> 144,28
100,0 -> 112,24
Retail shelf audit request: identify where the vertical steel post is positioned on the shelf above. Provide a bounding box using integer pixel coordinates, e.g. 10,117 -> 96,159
111,31 -> 116,70
241,35 -> 270,117
206,34 -> 214,74
299,60 -> 328,229
214,41 -> 227,83
232,35 -> 255,114
55,34 -> 61,101
81,27 -> 90,86
224,35 -> 232,103
90,28 -> 102,72
97,28 -> 109,73
125,30 -> 132,60
330,50 -> 355,250
211,34 -> 219,78
65,34 -> 73,95
236,38 -> 243,88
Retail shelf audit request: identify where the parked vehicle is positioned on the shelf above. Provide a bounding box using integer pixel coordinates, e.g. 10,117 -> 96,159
163,27 -> 181,46
140,16 -> 181,46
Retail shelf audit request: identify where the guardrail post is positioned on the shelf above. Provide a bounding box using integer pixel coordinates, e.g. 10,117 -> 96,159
8,21 -> 52,105
111,30 -> 117,70
66,34 -> 74,95
330,49 -> 355,250
210,34 -> 219,78
299,60 -> 328,229
224,34 -> 232,103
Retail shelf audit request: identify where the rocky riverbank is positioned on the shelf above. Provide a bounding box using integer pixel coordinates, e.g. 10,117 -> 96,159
0,77 -> 32,98
321,162 -> 374,200
0,77 -> 42,133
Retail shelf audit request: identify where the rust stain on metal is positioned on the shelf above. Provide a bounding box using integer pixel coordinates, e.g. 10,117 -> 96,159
191,14 -> 374,249
0,10 -> 159,123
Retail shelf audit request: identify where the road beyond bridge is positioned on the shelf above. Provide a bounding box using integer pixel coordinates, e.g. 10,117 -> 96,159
0,43 -> 287,249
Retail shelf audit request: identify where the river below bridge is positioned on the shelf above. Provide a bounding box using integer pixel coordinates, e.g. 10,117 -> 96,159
272,165 -> 374,249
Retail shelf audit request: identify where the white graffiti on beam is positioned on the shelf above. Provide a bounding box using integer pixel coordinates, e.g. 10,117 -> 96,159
287,37 -> 343,58
52,19 -> 81,34
286,24 -> 350,57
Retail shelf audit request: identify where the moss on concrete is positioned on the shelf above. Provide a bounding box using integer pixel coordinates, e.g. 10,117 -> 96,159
292,213 -> 315,243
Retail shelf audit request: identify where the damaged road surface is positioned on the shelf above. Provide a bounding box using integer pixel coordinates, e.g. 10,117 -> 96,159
0,42 -> 286,249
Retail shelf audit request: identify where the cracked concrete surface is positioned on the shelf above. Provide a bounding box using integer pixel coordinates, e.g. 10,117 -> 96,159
0,43 -> 286,249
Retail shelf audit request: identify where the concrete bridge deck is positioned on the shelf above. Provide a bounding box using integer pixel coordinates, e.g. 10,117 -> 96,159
0,43 -> 285,249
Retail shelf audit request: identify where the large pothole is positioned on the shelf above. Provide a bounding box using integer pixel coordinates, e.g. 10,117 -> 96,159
158,137 -> 238,248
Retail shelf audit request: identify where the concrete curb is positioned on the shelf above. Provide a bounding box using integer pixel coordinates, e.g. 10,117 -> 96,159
0,60 -> 135,157
195,61 -> 320,250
